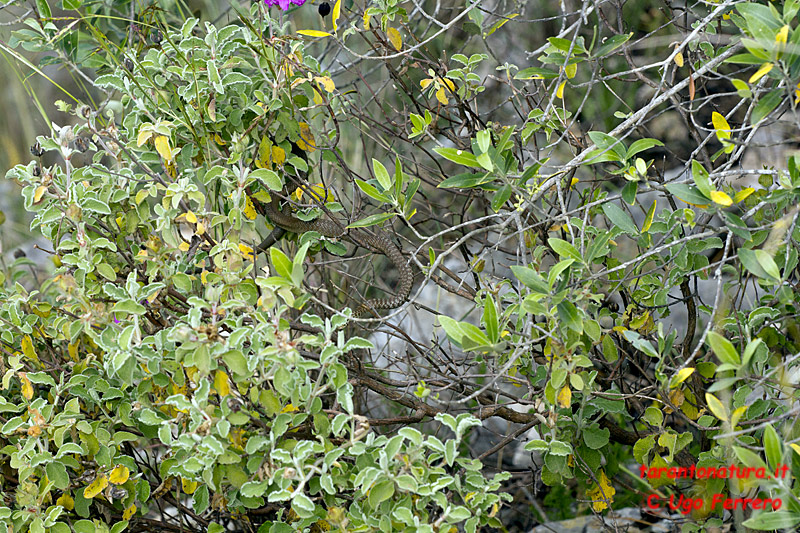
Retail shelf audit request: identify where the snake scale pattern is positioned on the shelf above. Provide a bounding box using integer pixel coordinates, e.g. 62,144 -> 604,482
263,193 -> 413,317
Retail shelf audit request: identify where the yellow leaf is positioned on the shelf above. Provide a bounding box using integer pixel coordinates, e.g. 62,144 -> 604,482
181,478 -> 199,494
255,135 -> 273,169
570,177 -> 579,187
711,111 -> 731,140
670,367 -> 695,388
154,135 -> 173,162
165,159 -> 177,179
556,80 -> 566,99
441,77 -> 456,92
297,123 -> 316,152
790,443 -> 800,457
435,86 -> 448,105
312,88 -> 323,105
776,25 -> 789,45
185,210 -> 197,224
20,372 -> 33,400
135,189 -> 149,205
705,392 -> 728,422
297,30 -> 332,37
733,187 -> 754,203
642,199 -> 657,232
34,185 -> 47,204
332,0 -> 342,32
749,62 -> 773,83
57,493 -> 74,510
213,133 -> 226,145
178,241 -> 190,252
84,474 -> 109,499
122,503 -> 137,520
420,78 -> 434,90
483,13 -> 519,37
21,335 -> 39,362
137,128 -> 152,147
243,196 -> 257,221
109,465 -> 130,485
363,10 -> 370,30
674,51 -> 684,67
681,388 -> 700,420
730,405 -> 747,428
710,190 -> 733,207
272,146 -> 286,166
215,370 -> 231,397
387,27 -> 402,50
565,63 -> 577,79
586,470 -> 615,512
557,386 -> 571,408
282,403 -> 300,413
314,76 -> 336,93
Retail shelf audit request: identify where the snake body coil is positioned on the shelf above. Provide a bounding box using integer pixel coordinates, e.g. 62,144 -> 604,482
264,194 -> 412,317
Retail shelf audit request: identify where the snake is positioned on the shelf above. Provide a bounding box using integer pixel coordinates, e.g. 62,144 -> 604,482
261,188 -> 413,317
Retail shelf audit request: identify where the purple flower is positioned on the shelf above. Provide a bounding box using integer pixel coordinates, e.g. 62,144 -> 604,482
264,0 -> 306,10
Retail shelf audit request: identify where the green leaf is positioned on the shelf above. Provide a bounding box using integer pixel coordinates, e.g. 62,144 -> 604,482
691,160 -> 713,199
250,169 -> 282,191
586,131 -> 626,162
291,492 -> 315,516
511,265 -> 549,293
707,332 -> 741,366
664,183 -> 710,206
36,0 -> 51,18
763,424 -> 782,472
111,299 -> 146,315
621,180 -> 637,205
270,248 -> 292,280
476,151 -> 493,171
724,211 -> 752,241
548,238 -> 582,262
368,479 -> 395,508
222,349 -> 249,377
755,249 -> 781,280
491,184 -> 512,212
46,461 -> 69,489
582,426 -> 610,449
73,521 -> 95,533
557,301 -> 582,333
356,179 -> 392,203
626,138 -> 663,159
207,60 -> 223,93
482,294 -> 499,344
291,242 -> 311,287
439,316 -> 466,346
514,67 -> 560,79
438,172 -> 494,189
592,33 -> 633,57
347,212 -> 396,228
602,203 -> 639,236
433,147 -> 481,168
372,159 -> 392,191
96,263 -> 116,281
739,248 -> 779,281
742,512 -> 800,530
476,129 -> 491,154
549,440 -> 573,456
752,89 -> 782,126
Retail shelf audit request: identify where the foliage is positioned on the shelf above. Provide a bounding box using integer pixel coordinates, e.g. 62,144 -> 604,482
3,0 -> 800,531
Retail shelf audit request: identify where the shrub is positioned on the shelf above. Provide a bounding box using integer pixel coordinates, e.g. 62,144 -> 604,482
3,0 -> 800,531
